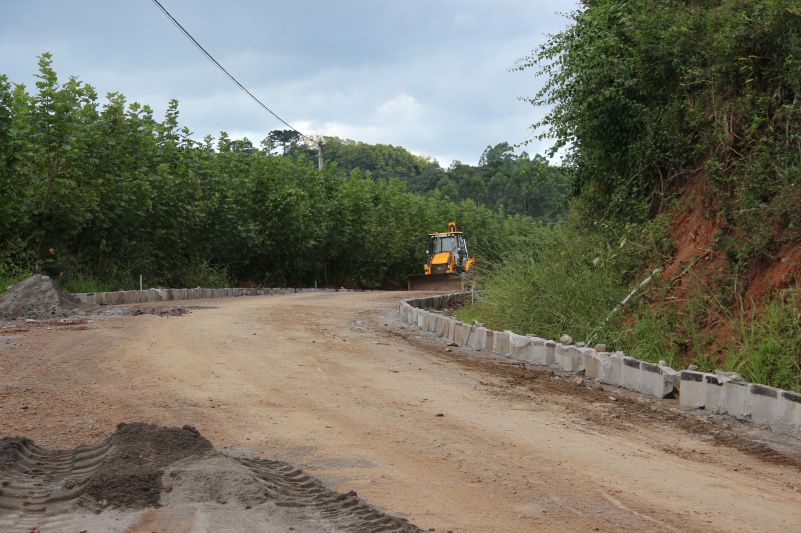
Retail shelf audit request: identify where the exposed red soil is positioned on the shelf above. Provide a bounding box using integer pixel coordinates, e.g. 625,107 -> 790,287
663,173 -> 726,287
744,241 -> 801,302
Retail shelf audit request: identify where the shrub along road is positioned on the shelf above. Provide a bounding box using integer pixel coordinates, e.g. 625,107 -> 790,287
1,292 -> 800,532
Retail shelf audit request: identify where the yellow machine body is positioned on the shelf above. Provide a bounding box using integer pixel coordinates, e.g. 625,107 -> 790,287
408,221 -> 475,291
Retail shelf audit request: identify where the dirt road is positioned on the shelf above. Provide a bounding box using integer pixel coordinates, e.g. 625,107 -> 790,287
1,292 -> 801,532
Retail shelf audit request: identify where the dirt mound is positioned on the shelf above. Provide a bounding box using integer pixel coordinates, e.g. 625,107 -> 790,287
0,274 -> 85,320
0,423 -> 422,532
80,423 -> 214,510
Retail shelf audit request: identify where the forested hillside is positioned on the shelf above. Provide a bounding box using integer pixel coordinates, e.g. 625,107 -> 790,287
0,54 -> 540,291
285,134 -> 571,222
467,0 -> 801,391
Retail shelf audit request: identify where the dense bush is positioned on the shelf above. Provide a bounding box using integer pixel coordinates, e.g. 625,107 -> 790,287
0,54 -> 538,289
470,0 -> 801,389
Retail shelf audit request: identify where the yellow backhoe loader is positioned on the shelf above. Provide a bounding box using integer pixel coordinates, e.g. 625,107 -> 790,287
407,222 -> 475,291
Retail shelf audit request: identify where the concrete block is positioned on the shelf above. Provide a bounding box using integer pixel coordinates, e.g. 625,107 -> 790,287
621,357 -> 642,391
555,344 -> 583,372
529,337 -> 546,365
467,327 -> 487,351
679,371 -> 707,408
416,310 -> 426,329
485,329 -> 494,351
146,289 -> 156,302
509,333 -> 531,361
434,315 -> 444,336
703,374 -> 725,413
544,340 -> 557,366
493,331 -> 511,355
722,380 -> 751,421
445,318 -> 456,343
583,350 -> 603,380
749,384 -> 781,427
554,342 -> 572,370
774,391 -> 801,435
600,352 -> 625,387
452,321 -> 464,345
639,361 -> 675,398
426,313 -> 437,333
455,322 -> 470,346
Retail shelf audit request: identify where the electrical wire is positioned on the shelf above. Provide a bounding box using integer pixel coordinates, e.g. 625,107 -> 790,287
150,0 -> 309,139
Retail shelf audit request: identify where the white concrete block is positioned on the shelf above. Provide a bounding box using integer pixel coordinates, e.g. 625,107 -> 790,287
583,350 -> 603,380
722,380 -> 751,421
603,352 -> 626,386
621,357 -> 642,392
555,344 -> 583,372
639,361 -> 675,398
466,326 -> 486,350
528,337 -> 546,365
699,374 -> 725,413
508,333 -> 532,361
493,331 -> 511,355
417,310 -> 426,329
434,315 -> 444,336
423,312 -> 434,332
749,384 -> 781,427
544,340 -> 557,366
774,390 -> 801,436
679,371 -> 708,408
445,318 -> 456,343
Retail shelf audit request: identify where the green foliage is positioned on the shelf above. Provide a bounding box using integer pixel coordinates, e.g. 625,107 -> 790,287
316,137 -> 572,222
726,291 -> 801,392
461,223 -> 629,342
520,0 -> 801,235
494,0 -> 801,387
0,56 -> 541,289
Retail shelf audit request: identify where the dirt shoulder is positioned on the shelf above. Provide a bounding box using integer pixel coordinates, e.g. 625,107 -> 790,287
1,292 -> 800,532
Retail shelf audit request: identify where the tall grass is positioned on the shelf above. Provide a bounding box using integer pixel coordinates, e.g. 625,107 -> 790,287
459,225 -> 629,342
725,290 -> 801,392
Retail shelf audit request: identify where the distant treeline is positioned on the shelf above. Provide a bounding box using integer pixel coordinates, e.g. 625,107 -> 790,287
0,54 -> 542,290
276,133 -> 571,223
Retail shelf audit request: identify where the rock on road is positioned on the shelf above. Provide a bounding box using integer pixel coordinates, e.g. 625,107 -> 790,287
1,291 -> 800,532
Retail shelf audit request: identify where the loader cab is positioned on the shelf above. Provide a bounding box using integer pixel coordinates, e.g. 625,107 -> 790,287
426,232 -> 470,272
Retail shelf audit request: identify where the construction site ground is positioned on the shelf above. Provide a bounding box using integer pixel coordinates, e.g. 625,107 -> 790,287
1,291 -> 801,532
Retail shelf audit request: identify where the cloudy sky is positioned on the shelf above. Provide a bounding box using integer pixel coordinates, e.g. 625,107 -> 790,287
1,1 -> 578,165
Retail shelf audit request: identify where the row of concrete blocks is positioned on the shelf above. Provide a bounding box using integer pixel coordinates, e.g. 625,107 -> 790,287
400,294 -> 801,437
72,287 -> 351,305
398,297 -> 676,399
679,371 -> 801,436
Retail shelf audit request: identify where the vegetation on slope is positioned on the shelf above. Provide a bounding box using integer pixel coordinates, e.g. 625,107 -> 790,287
463,0 -> 801,390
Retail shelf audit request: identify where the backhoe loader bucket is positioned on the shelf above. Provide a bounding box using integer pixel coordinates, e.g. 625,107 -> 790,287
407,272 -> 471,292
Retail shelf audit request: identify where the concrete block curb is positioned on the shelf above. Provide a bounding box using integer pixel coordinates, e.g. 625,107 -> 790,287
750,384 -> 781,428
401,292 -> 801,436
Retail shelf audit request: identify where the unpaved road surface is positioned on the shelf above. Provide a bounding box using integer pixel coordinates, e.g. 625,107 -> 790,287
1,292 -> 801,532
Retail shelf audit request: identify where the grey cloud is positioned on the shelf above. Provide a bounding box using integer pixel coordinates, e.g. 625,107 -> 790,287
1,0 -> 578,165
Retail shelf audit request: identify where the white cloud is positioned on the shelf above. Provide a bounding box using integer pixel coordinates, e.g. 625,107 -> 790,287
376,94 -> 422,122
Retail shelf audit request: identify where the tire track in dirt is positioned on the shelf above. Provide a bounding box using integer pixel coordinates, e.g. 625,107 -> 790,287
0,437 -> 113,530
0,423 -> 422,532
236,457 -> 420,532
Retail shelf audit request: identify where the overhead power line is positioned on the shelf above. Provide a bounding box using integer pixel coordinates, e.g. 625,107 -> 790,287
150,0 -> 309,140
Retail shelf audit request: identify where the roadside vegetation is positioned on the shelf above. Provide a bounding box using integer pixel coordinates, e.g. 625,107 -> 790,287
458,0 -> 801,391
0,54 -> 547,291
